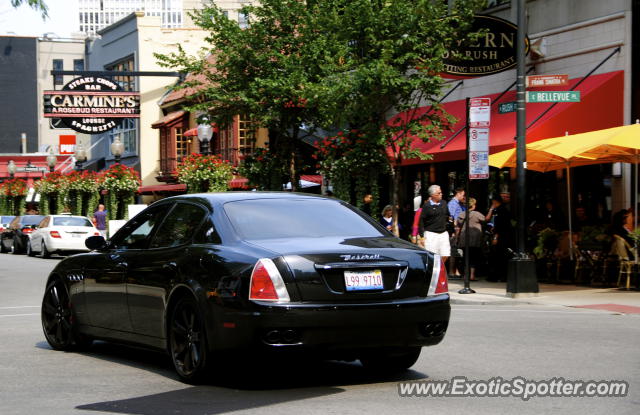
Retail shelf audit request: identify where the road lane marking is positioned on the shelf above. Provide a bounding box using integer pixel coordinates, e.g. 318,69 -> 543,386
452,307 -> 618,314
0,313 -> 40,318
0,306 -> 39,309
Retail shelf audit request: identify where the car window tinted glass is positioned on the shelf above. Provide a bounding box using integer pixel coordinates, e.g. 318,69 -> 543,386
150,203 -> 207,248
193,217 -> 221,244
112,207 -> 168,250
21,216 -> 45,226
53,217 -> 92,227
223,199 -> 383,240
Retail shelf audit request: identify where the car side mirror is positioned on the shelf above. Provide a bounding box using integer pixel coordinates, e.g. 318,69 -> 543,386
85,235 -> 108,251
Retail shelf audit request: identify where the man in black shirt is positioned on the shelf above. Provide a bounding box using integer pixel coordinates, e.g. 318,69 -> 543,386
419,184 -> 451,260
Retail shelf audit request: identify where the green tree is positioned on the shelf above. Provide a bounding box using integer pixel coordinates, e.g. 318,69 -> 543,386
9,0 -> 48,18
311,0 -> 483,234
157,0 -> 340,191
157,0 -> 484,223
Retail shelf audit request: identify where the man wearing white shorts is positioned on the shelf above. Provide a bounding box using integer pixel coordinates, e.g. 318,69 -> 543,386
419,184 -> 451,259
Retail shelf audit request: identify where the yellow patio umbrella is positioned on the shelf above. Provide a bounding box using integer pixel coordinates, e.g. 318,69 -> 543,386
489,122 -> 640,260
489,138 -> 603,260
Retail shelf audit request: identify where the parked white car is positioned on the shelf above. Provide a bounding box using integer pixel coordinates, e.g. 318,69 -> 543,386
28,215 -> 101,258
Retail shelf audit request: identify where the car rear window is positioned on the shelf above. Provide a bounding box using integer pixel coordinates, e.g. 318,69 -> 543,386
53,217 -> 92,227
21,216 -> 45,226
223,198 -> 383,240
1,216 -> 15,224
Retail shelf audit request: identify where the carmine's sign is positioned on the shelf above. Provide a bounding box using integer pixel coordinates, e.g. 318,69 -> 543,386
442,15 -> 529,77
43,76 -> 140,134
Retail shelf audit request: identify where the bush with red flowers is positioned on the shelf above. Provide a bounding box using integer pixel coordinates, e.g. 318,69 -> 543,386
176,153 -> 233,193
0,178 -> 29,216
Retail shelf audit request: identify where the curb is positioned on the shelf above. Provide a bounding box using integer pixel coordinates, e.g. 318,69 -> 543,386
450,297 -> 536,306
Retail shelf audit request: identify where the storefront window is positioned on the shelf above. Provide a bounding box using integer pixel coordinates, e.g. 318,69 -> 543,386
53,59 -> 63,85
106,56 -> 136,91
110,119 -> 137,155
238,115 -> 256,156
175,128 -> 189,160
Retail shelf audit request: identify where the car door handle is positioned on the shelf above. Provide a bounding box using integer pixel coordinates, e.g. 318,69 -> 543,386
163,262 -> 177,271
113,262 -> 128,270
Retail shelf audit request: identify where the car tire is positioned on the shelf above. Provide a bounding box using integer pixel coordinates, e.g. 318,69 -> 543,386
27,241 -> 35,257
12,237 -> 22,254
360,347 -> 422,372
168,296 -> 210,384
41,278 -> 93,351
0,240 -> 8,253
41,242 -> 51,259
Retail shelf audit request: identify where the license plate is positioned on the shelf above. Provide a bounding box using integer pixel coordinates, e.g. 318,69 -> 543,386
344,269 -> 384,291
71,234 -> 81,238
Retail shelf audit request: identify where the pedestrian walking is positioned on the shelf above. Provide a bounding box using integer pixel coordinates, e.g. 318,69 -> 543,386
485,194 -> 514,282
93,204 -> 108,238
419,184 -> 450,259
455,198 -> 486,281
447,187 -> 466,278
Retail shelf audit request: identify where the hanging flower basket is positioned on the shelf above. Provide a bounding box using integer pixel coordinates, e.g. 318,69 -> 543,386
99,164 -> 141,220
33,171 -> 67,215
64,170 -> 100,217
0,179 -> 29,216
176,153 -> 233,193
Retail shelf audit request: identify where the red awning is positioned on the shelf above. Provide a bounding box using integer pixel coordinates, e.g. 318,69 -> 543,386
138,183 -> 187,195
184,128 -> 197,137
396,70 -> 624,165
300,174 -> 322,184
151,111 -> 186,129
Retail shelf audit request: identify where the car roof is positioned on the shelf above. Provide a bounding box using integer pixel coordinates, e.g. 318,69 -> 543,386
155,192 -> 330,208
49,215 -> 89,219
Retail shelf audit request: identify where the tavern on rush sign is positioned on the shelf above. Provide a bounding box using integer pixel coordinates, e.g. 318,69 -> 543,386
442,15 -> 529,77
43,76 -> 140,134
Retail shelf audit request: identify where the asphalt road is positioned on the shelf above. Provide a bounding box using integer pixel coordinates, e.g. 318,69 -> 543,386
0,253 -> 638,415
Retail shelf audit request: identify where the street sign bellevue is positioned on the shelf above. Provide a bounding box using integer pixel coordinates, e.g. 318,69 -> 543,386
526,74 -> 569,88
526,91 -> 580,103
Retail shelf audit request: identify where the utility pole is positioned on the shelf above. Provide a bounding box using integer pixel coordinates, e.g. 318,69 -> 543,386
507,0 -> 539,297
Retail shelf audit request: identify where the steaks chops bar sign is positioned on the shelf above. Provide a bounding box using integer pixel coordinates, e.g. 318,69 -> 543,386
43,77 -> 140,134
442,15 -> 529,77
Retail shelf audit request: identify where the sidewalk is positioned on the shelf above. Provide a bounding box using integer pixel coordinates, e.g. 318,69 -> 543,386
448,278 -> 640,310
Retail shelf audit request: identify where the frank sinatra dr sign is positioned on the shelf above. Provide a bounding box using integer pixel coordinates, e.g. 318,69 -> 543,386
43,76 -> 140,134
442,15 -> 529,77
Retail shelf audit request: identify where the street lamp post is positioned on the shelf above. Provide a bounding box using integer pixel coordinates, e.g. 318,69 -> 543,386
111,136 -> 125,164
197,120 -> 214,156
7,160 -> 16,179
46,148 -> 57,173
75,143 -> 87,171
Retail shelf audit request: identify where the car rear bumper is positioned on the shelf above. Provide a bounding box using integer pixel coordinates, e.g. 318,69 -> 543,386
209,294 -> 450,353
46,237 -> 90,252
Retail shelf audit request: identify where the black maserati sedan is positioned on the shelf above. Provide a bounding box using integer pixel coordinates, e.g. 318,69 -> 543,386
41,193 -> 450,383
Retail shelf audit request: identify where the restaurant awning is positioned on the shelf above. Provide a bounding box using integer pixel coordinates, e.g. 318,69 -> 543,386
396,70 -> 624,165
151,110 -> 186,129
138,183 -> 187,195
184,128 -> 197,137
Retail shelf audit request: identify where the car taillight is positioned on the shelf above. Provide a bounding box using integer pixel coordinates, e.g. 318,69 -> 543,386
50,231 -> 61,238
94,232 -> 100,236
22,228 -> 33,234
249,258 -> 290,302
427,254 -> 448,296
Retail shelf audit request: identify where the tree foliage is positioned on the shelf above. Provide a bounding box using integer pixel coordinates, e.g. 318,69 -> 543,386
10,0 -> 48,18
157,0 -> 485,218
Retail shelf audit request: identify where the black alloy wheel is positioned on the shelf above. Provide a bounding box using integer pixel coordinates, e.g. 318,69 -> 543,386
360,347 -> 422,372
169,296 -> 209,383
41,241 -> 51,259
41,279 -> 84,350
